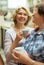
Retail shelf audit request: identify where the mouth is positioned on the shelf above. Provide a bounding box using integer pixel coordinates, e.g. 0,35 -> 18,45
19,18 -> 25,22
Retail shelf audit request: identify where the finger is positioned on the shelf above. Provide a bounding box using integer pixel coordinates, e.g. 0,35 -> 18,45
13,50 -> 21,57
16,34 -> 22,39
12,53 -> 20,63
12,53 -> 19,60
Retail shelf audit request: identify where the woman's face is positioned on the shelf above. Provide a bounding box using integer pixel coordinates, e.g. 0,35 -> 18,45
15,9 -> 28,25
33,7 -> 43,25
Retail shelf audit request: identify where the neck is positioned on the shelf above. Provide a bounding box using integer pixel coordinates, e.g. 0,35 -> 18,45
15,23 -> 25,29
38,23 -> 44,32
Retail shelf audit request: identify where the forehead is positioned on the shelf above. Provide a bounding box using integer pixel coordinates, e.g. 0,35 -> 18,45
33,7 -> 38,13
17,8 -> 28,13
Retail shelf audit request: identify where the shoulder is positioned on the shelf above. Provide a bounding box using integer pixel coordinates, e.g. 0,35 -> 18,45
6,27 -> 14,33
6,27 -> 16,41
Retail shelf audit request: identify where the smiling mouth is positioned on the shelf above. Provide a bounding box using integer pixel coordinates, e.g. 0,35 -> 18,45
19,18 -> 25,22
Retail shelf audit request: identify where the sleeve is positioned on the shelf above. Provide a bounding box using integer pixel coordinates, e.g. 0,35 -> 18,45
4,31 -> 14,61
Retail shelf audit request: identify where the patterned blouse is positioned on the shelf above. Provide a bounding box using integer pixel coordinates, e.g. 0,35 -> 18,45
24,29 -> 44,62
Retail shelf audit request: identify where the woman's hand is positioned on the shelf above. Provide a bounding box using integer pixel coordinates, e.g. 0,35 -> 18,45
12,50 -> 44,65
15,31 -> 24,42
12,50 -> 30,65
10,33 -> 23,52
12,53 -> 19,63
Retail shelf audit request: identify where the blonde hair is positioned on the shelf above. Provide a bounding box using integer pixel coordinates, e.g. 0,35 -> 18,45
13,7 -> 32,25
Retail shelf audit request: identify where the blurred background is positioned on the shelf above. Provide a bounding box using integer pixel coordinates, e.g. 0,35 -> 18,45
0,0 -> 44,64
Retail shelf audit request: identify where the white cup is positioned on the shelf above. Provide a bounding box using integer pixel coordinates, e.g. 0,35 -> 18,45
23,30 -> 29,37
14,47 -> 25,53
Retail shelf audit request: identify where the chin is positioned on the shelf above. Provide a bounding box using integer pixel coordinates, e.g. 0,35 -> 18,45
19,21 -> 25,24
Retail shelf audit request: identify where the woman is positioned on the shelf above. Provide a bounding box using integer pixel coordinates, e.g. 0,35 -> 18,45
12,3 -> 44,65
4,7 -> 33,65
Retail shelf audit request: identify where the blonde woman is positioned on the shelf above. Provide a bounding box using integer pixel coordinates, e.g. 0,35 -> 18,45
4,7 -> 34,65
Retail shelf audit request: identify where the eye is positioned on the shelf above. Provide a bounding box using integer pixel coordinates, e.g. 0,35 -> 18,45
17,13 -> 22,15
24,14 -> 27,16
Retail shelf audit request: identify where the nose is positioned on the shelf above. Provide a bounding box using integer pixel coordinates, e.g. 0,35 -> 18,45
21,14 -> 25,18
32,12 -> 35,18
32,13 -> 34,16
21,14 -> 24,16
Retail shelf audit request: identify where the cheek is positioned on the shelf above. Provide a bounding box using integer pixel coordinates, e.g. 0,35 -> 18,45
15,16 -> 19,22
25,16 -> 28,21
34,16 -> 39,22
16,15 -> 19,18
33,17 -> 38,24
16,15 -> 20,21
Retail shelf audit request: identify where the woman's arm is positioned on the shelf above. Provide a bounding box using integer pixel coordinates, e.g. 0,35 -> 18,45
4,31 -> 20,63
12,50 -> 44,65
10,34 -> 23,52
4,32 -> 13,61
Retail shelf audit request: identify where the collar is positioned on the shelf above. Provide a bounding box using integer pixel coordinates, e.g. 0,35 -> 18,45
40,29 -> 44,34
